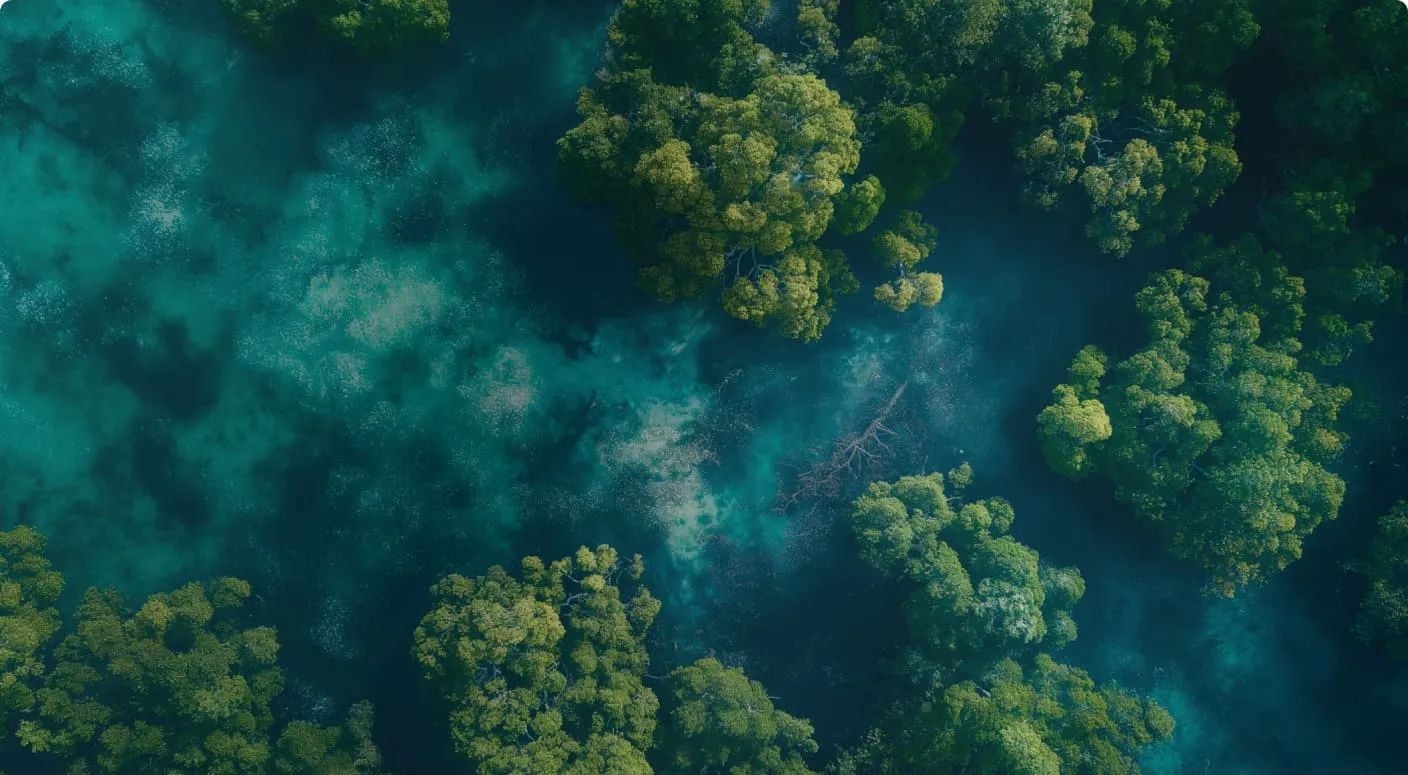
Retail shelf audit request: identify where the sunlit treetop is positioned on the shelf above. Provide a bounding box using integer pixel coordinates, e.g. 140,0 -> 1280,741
658,657 -> 818,774
1009,0 -> 1257,256
560,0 -> 948,341
850,468 -> 1085,678
413,545 -> 661,774
881,654 -> 1174,775
0,527 -> 65,743
1038,269 -> 1350,595
839,469 -> 1170,774
870,210 -> 944,313
560,64 -> 919,341
15,575 -> 383,774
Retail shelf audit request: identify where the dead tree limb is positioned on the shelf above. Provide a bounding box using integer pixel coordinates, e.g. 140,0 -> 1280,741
776,381 -> 910,515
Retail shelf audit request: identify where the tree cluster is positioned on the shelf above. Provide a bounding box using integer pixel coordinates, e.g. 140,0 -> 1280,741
1358,501 -> 1408,660
222,0 -> 451,53
848,0 -> 1258,257
1038,268 -> 1350,595
558,0 -> 947,341
0,480 -> 1180,774
412,545 -> 821,774
834,467 -> 1173,773
0,526 -> 385,775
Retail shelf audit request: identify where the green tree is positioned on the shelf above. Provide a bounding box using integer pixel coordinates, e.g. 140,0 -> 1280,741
850,469 -> 1084,676
657,657 -> 818,774
606,0 -> 772,95
1038,269 -> 1350,594
839,470 -> 1171,773
1036,346 -> 1114,478
274,702 -> 388,775
848,0 -> 1250,254
871,210 -> 944,313
840,7 -> 970,202
560,67 -> 875,340
222,0 -> 449,52
1005,0 -> 1255,255
19,578 -> 290,773
1357,501 -> 1408,659
413,546 -> 661,774
0,527 -> 65,742
796,0 -> 841,67
222,0 -> 300,47
890,655 -> 1173,774
1254,173 -> 1402,367
833,175 -> 887,237
320,0 -> 450,52
1269,0 -> 1408,178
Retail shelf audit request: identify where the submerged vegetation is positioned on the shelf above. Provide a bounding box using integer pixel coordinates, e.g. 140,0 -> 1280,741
555,0 -> 1405,598
0,0 -> 1405,772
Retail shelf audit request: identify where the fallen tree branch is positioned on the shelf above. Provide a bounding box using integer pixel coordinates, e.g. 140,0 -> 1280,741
776,381 -> 910,514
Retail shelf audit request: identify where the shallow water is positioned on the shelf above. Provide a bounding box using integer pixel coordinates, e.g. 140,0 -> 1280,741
0,1 -> 1404,772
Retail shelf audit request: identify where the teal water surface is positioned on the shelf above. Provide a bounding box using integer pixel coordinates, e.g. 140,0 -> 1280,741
0,1 -> 1404,772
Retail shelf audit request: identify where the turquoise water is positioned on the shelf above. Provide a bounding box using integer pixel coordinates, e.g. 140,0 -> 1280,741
0,1 -> 1405,772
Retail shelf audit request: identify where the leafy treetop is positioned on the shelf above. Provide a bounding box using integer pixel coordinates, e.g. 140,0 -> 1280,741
1357,501 -> 1408,660
1038,269 -> 1349,594
413,546 -> 662,774
222,0 -> 450,53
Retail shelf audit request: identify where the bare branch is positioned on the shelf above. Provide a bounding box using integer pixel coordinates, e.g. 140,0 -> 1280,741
776,381 -> 910,514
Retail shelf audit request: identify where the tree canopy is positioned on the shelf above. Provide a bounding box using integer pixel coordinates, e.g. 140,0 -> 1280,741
1358,501 -> 1408,660
0,526 -> 385,775
557,0 -> 947,341
413,545 -> 661,774
0,527 -> 64,744
851,470 -> 1084,673
863,654 -> 1173,775
1038,269 -> 1350,595
412,545 -> 826,774
838,467 -> 1172,772
658,657 -> 818,774
844,0 -> 1255,256
222,0 -> 450,52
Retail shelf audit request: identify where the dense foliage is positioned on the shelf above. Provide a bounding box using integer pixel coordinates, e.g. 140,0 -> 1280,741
850,0 -> 1254,256
559,68 -> 867,341
0,527 -> 384,775
850,471 -> 1084,668
658,657 -> 818,774
1038,268 -> 1350,595
1358,501 -> 1408,660
0,527 -> 64,744
557,0 -> 947,340
0,522 -> 1177,774
412,546 -> 662,773
553,0 -> 1279,333
412,545 -> 822,774
19,0 -> 1408,771
222,0 -> 451,52
837,467 -> 1173,772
